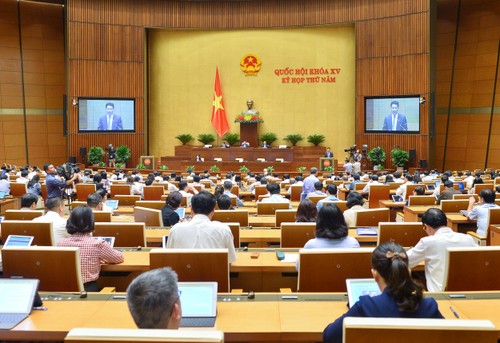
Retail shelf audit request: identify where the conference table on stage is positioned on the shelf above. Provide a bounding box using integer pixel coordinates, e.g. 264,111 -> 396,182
6,292 -> 500,342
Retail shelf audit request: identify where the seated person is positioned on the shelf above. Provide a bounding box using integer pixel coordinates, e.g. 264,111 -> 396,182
127,267 -> 181,329
343,192 -> 365,227
222,180 -> 244,207
57,206 -> 124,291
240,140 -> 250,147
316,184 -> 339,210
303,204 -> 359,249
306,181 -> 327,198
468,176 -> 483,194
179,181 -> 198,207
261,183 -> 292,208
161,191 -> 183,226
33,197 -> 69,244
217,194 -> 234,210
86,192 -> 104,211
437,180 -> 461,204
20,193 -> 38,210
466,188 -> 499,237
323,242 -> 443,343
295,199 -> 318,222
220,141 -> 230,148
95,188 -> 114,212
261,140 -> 271,149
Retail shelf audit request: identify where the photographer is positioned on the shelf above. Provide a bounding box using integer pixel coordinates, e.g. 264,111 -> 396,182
44,163 -> 78,200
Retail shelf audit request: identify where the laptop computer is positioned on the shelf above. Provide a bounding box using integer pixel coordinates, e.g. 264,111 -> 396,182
391,194 -> 404,202
174,207 -> 186,219
94,236 -> 115,247
426,184 -> 435,191
0,278 -> 39,330
105,200 -> 119,211
3,235 -> 34,247
345,278 -> 381,308
178,282 -> 218,327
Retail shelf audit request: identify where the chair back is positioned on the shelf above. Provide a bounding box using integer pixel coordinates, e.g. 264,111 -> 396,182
71,201 -> 87,210
149,248 -> 229,292
212,210 -> 249,226
110,184 -> 131,197
354,182 -> 367,191
226,222 -> 240,248
65,328 -> 224,343
9,182 -> 28,196
445,246 -> 500,291
474,183 -> 494,194
231,184 -> 239,196
75,183 -> 96,201
321,201 -> 348,212
257,202 -> 289,215
113,194 -> 141,206
354,208 -> 390,227
343,317 -> 497,343
254,186 -> 268,201
408,195 -> 435,206
368,185 -> 390,208
307,195 -> 326,206
4,209 -> 44,220
281,222 -> 316,248
404,184 -> 420,201
135,200 -> 164,210
440,199 -> 469,213
298,248 -> 373,292
143,186 -> 164,200
93,210 -> 112,222
275,209 -> 296,227
1,220 -> 54,246
2,246 -> 83,291
453,194 -> 478,201
290,185 -> 302,201
41,183 -> 48,202
94,222 -> 146,247
377,222 -> 426,247
133,206 -> 164,227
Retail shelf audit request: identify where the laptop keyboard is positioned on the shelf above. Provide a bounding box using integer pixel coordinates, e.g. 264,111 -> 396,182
180,317 -> 216,327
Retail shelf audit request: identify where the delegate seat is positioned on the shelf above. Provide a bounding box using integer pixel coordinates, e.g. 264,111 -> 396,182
110,184 -> 131,197
440,199 -> 469,213
377,222 -> 426,247
290,185 -> 302,201
368,185 -> 390,208
408,195 -> 436,206
1,221 -> 54,246
275,209 -> 296,227
257,202 -> 290,215
135,200 -> 164,210
133,206 -> 164,227
143,186 -> 164,200
75,183 -> 96,201
4,209 -> 44,220
94,222 -> 146,247
353,208 -> 390,227
113,194 -> 141,206
9,182 -> 28,197
212,210 -> 249,226
281,222 -> 316,248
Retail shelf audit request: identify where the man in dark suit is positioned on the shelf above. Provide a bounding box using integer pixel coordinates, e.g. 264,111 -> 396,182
324,147 -> 333,158
97,102 -> 123,130
261,140 -> 271,148
382,100 -> 408,131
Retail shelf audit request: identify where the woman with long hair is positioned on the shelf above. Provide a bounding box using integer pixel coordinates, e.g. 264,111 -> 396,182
323,242 -> 443,343
295,199 -> 317,222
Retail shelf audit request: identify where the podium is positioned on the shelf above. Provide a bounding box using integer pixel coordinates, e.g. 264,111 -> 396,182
319,157 -> 337,171
239,122 -> 259,147
139,156 -> 155,169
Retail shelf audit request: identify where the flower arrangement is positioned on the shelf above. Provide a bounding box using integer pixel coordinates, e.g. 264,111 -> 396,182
234,114 -> 264,123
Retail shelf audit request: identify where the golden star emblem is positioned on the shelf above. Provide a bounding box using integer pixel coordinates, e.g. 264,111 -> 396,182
213,93 -> 224,110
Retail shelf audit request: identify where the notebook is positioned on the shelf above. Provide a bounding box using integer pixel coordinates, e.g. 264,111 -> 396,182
174,207 -> 186,219
178,282 -> 218,327
346,278 -> 381,308
0,278 -> 39,330
105,200 -> 119,210
391,194 -> 403,202
94,236 -> 115,247
3,235 -> 34,247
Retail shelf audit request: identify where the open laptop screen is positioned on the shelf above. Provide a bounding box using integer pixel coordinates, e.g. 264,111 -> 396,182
3,235 -> 34,247
0,279 -> 39,314
105,200 -> 119,210
178,282 -> 217,318
346,278 -> 381,308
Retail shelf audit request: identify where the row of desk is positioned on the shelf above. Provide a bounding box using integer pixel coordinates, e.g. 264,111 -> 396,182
6,291 -> 500,342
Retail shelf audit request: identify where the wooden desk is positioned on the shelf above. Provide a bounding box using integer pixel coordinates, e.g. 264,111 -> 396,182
446,214 -> 477,233
403,205 -> 437,222
379,200 -> 405,221
8,292 -> 500,342
0,197 -> 20,213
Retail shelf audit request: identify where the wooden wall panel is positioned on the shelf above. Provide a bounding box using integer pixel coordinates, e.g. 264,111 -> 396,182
67,0 -> 431,170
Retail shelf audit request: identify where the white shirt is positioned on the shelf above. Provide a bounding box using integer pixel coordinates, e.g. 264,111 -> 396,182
16,177 -> 29,184
407,227 -> 476,292
32,211 -> 70,244
166,214 -> 237,263
179,190 -> 193,207
261,194 -> 292,209
362,181 -> 382,194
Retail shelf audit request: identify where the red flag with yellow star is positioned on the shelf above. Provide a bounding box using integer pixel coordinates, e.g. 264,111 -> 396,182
211,67 -> 229,137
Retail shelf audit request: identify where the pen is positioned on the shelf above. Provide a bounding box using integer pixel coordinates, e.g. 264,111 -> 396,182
33,307 -> 48,311
449,306 -> 459,318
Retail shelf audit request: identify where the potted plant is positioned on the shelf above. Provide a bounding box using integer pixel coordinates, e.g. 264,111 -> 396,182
284,134 -> 304,146
368,146 -> 387,170
239,165 -> 249,173
223,133 -> 240,146
307,134 -> 325,146
175,134 -> 194,145
297,166 -> 306,173
266,166 -> 274,173
98,161 -> 106,168
391,148 -> 410,171
197,133 -> 215,145
115,162 -> 124,169
259,133 -> 278,145
324,166 -> 334,172
186,165 -> 195,173
159,165 -> 168,171
136,163 -> 146,169
210,165 -> 220,173
88,146 -> 105,165
115,145 -> 131,167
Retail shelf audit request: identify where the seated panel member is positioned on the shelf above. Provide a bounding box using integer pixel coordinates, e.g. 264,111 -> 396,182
127,267 -> 181,329
323,242 -> 443,343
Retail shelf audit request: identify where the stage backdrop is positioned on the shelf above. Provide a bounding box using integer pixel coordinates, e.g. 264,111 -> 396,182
149,25 -> 355,160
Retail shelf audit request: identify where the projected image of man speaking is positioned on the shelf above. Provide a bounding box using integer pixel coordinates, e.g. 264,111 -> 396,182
97,103 -> 123,131
382,101 -> 408,131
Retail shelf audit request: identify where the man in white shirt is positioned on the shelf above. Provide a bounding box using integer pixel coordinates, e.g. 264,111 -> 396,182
466,188 -> 499,237
32,197 -> 69,244
178,181 -> 198,207
362,175 -> 382,195
161,176 -> 179,192
223,181 -> 244,207
16,170 -> 29,184
395,174 -> 414,200
463,171 -> 475,189
167,191 -> 237,263
260,183 -> 291,208
316,184 -> 340,211
407,208 -> 476,292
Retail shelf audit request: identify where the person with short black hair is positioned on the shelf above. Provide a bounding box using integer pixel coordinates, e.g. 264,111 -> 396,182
178,180 -> 198,207
217,194 -> 233,210
166,191 -> 237,262
437,180 -> 461,204
307,181 -> 326,198
44,163 -> 77,199
343,192 -> 365,227
323,242 -> 443,343
32,197 -> 69,243
468,176 -> 484,194
127,267 -> 181,329
87,193 -> 103,210
57,206 -> 124,291
27,174 -> 41,196
303,204 -> 359,249
20,193 -> 38,210
316,184 -> 339,211
407,208 -> 475,291
222,180 -> 244,207
161,191 -> 183,226
466,188 -> 499,237
260,183 -> 291,208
